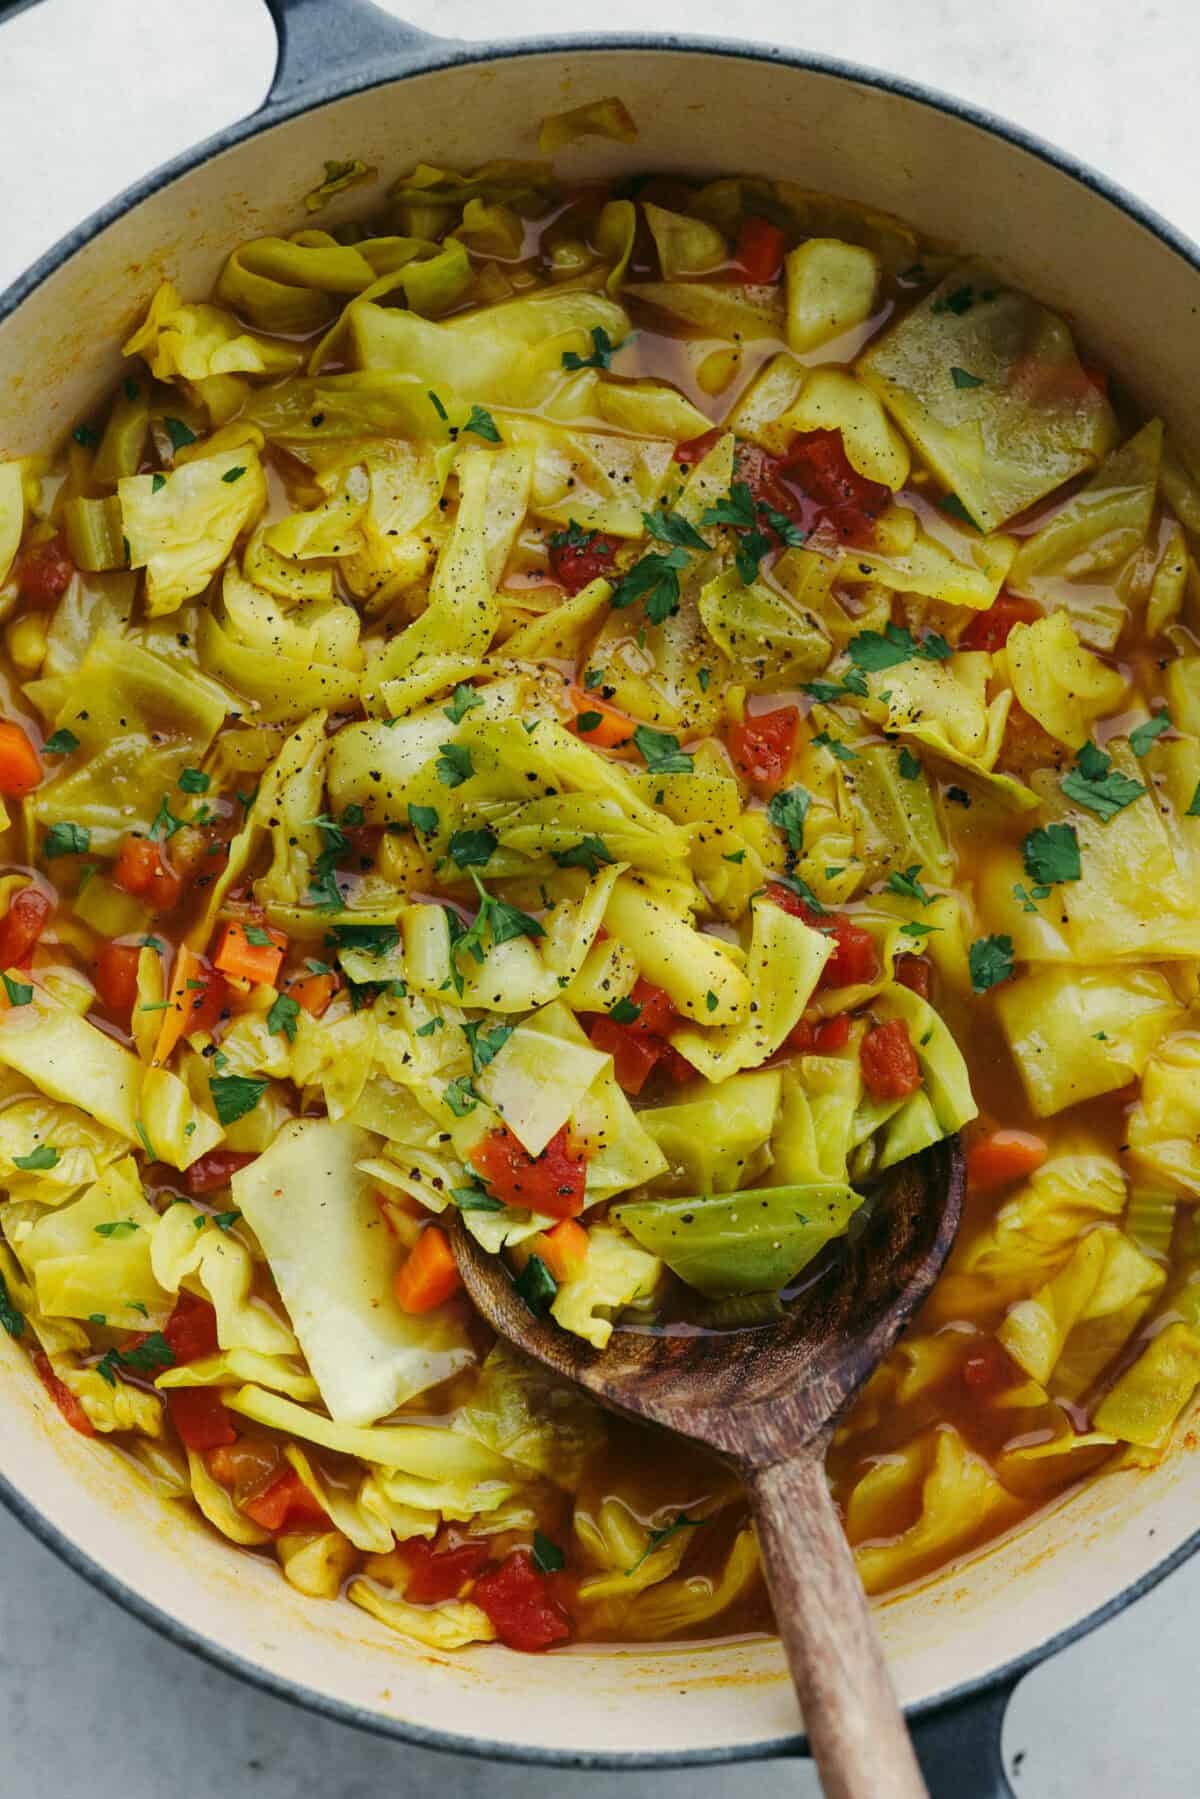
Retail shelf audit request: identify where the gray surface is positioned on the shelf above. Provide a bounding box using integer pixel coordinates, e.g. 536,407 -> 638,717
2,0 -> 1200,1793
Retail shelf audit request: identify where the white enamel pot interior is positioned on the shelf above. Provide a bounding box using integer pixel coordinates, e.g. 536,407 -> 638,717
2,14 -> 1200,1771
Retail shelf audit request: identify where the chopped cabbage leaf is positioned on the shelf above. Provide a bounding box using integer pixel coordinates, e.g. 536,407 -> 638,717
150,1200 -> 298,1357
224,1382 -> 514,1481
857,650 -> 1010,779
1003,611 -> 1129,749
0,980 -> 143,1142
16,1157 -> 169,1325
187,1448 -> 272,1545
477,1000 -> 609,1156
614,1182 -> 861,1297
550,1224 -> 663,1349
1126,1035 -> 1200,1193
670,898 -> 831,1081
606,874 -> 751,1029
852,1427 -> 1022,1594
62,1363 -> 163,1436
538,96 -> 637,152
698,568 -> 831,686
838,509 -> 1016,610
348,1580 -> 495,1648
997,1225 -> 1165,1386
996,964 -> 1181,1117
124,280 -> 304,383
772,1053 -> 864,1186
156,1349 -> 318,1402
785,238 -> 879,354
1093,1321 -> 1200,1448
783,368 -> 909,489
0,461 -> 24,587
232,1118 -> 473,1423
452,1342 -> 606,1487
641,1069 -> 782,1195
856,266 -> 1117,531
120,448 -> 267,616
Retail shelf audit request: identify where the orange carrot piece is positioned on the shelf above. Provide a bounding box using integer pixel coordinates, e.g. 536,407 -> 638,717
966,1129 -> 1048,1192
153,945 -> 221,1067
393,1225 -> 461,1313
566,684 -> 636,751
213,920 -> 287,986
534,1218 -> 589,1283
0,721 -> 42,796
288,970 -> 338,1017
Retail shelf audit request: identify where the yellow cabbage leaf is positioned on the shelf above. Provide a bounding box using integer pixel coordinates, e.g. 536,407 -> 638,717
550,1224 -> 663,1350
669,898 -> 831,1081
120,448 -> 267,616
1003,611 -> 1129,749
1093,1321 -> 1200,1448
1126,1035 -> 1200,1192
16,1158 -> 169,1326
149,1200 -> 298,1357
996,964 -> 1181,1117
785,238 -> 879,354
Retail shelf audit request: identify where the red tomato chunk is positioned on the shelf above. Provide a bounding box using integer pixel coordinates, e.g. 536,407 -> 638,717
785,1013 -> 852,1055
860,1019 -> 922,1100
93,941 -> 141,1017
893,953 -> 932,999
404,1538 -> 492,1604
471,1123 -> 587,1219
163,1293 -> 221,1365
168,1386 -> 237,1451
733,217 -> 786,283
959,594 -> 1042,654
728,705 -> 799,794
17,537 -> 74,607
548,528 -> 623,594
472,1548 -> 572,1652
184,1149 -> 259,1196
765,886 -> 878,990
242,1468 -> 329,1533
0,886 -> 52,967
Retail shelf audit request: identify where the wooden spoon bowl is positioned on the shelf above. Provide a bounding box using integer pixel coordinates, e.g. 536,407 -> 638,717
451,1137 -> 965,1799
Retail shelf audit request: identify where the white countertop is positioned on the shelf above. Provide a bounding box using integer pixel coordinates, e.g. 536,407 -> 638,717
2,2 -> 1200,1792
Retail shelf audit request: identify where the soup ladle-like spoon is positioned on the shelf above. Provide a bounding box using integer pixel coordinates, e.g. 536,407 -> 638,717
450,1136 -> 965,1799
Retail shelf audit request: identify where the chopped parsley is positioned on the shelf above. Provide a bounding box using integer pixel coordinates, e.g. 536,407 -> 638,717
211,1211 -> 242,1233
94,1217 -> 138,1237
96,1332 -> 175,1386
766,785 -> 810,857
42,728 -> 79,755
609,996 -> 642,1024
885,865 -> 932,905
968,934 -> 1015,994
209,1073 -> 269,1126
950,366 -> 984,390
327,922 -> 400,957
443,683 -> 484,725
450,1179 -> 504,1212
72,424 -> 100,447
267,992 -> 301,1043
428,390 -> 449,421
898,747 -> 922,780
939,493 -> 978,527
164,416 -> 197,451
932,284 -> 975,316
178,768 -> 210,794
149,794 -> 185,841
43,821 -> 90,858
2,973 -> 32,1007
0,1272 -> 24,1339
408,803 -> 439,834
1060,741 -> 1146,820
415,1015 -> 444,1036
633,725 -> 692,774
447,828 -> 497,870
221,465 -> 247,484
1129,710 -> 1172,756
846,623 -> 952,672
513,1253 -> 557,1314
705,989 -> 719,1013
443,1074 -> 481,1116
436,743 -> 474,787
625,1513 -> 703,1577
463,405 -> 501,442
643,507 -> 708,553
462,1021 -> 513,1072
151,473 -> 166,493
701,482 -> 756,531
611,547 -> 689,625
532,1530 -> 565,1574
723,849 -> 745,864
15,1144 -> 58,1171
551,836 -> 614,875
562,325 -> 617,371
1021,822 -> 1081,886
811,730 -> 857,762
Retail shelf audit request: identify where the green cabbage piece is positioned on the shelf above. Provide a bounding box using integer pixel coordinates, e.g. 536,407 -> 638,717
0,981 -> 143,1142
477,1000 -> 609,1156
0,461 -> 23,587
156,1349 -> 319,1402
1127,1035 -> 1200,1192
833,737 -> 954,884
0,1092 -> 126,1205
186,1448 -> 271,1545
643,203 -> 726,278
641,1069 -> 782,1196
858,650 -> 1010,777
996,964 -> 1182,1118
224,1380 -> 515,1481
549,1223 -> 663,1349
1003,611 -> 1129,749
997,1224 -> 1165,1389
670,899 -> 831,1080
606,874 -> 751,1030
232,1118 -> 473,1423
772,1053 -> 864,1185
507,415 -> 674,539
614,1182 -> 861,1297
123,279 -> 304,383
150,1200 -> 299,1357
33,633 -> 228,852
1093,1321 -> 1200,1448
698,568 -> 831,686
857,265 -> 1118,531
783,368 -> 910,489
451,1342 -> 606,1488
838,509 -> 1015,610
120,447 -> 267,615
15,1158 -> 169,1326
593,378 -> 712,442
61,1363 -> 163,1436
140,1065 -> 224,1168
626,281 -> 784,340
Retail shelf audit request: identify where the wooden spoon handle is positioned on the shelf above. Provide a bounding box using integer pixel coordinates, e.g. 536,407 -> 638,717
748,1454 -> 929,1799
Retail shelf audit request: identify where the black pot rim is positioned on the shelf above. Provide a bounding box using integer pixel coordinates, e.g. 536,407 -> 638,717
2,25 -> 1199,1769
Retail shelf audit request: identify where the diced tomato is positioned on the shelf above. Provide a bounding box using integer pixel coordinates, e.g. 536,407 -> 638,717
728,705 -> 799,795
393,1225 -> 461,1314
167,1386 -> 237,1451
162,1292 -> 220,1365
471,1123 -> 587,1220
0,886 -> 52,967
586,1015 -> 661,1094
404,1538 -> 492,1604
113,833 -> 184,912
0,721 -> 42,797
473,1548 -> 572,1652
547,528 -> 623,594
960,594 -> 1042,654
93,941 -> 141,1017
966,1129 -> 1048,1193
16,536 -> 74,607
778,428 -> 890,546
673,427 -> 724,466
860,1018 -> 922,1100
242,1467 -> 329,1533
732,217 -> 786,283
32,1351 -> 95,1437
769,888 -> 879,992
786,1012 -> 853,1055
566,683 -> 636,750
894,953 -> 932,1000
184,1149 -> 258,1197
625,978 -> 680,1038
962,1338 -> 1016,1395
208,1437 -> 281,1498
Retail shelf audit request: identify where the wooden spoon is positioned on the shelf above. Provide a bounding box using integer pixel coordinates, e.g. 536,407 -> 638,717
450,1136 -> 965,1799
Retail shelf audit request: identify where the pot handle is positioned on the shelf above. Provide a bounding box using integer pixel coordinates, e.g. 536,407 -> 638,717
908,1673 -> 1019,1798
261,0 -> 452,111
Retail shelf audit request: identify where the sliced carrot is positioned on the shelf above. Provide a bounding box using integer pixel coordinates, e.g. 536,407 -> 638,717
153,945 -> 225,1067
288,970 -> 338,1017
393,1225 -> 461,1313
0,721 -> 42,796
534,1218 -> 589,1283
966,1129 -> 1047,1192
213,919 -> 287,986
566,683 -> 636,751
